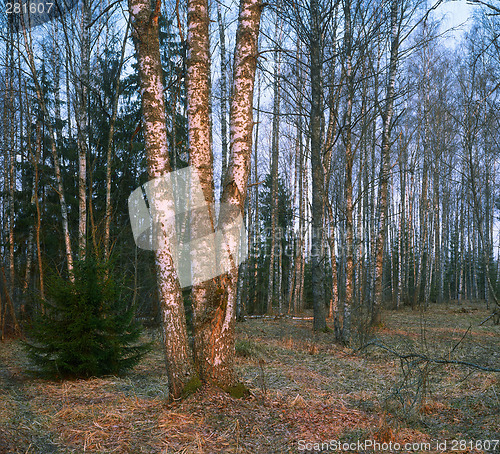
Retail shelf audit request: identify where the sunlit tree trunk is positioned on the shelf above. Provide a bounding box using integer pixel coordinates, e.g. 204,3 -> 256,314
129,0 -> 195,399
186,0 -> 261,387
185,0 -> 220,383
209,0 -> 262,385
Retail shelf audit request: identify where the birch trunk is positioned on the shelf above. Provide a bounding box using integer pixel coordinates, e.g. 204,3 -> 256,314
342,0 -> 353,341
185,0 -> 220,383
206,0 -> 262,386
21,22 -> 74,278
186,0 -> 261,388
77,0 -> 91,258
129,0 -> 195,398
372,0 -> 400,326
267,33 -> 281,314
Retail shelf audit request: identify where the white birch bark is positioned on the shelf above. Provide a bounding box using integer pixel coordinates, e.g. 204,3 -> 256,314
211,0 -> 262,386
76,0 -> 91,258
186,0 -> 261,388
372,0 -> 400,325
129,0 -> 195,398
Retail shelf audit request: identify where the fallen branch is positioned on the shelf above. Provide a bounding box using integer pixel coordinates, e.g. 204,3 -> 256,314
479,311 -> 499,326
359,340 -> 500,373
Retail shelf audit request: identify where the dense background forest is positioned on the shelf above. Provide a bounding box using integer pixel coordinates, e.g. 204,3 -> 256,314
0,1 -> 499,451
0,0 -> 499,342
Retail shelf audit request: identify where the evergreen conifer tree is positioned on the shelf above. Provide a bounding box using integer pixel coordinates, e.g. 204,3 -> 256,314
24,258 -> 150,378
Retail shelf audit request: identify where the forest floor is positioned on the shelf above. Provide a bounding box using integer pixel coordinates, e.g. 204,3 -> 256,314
0,300 -> 499,453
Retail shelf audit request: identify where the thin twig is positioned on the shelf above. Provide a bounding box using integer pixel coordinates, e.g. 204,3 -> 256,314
360,340 -> 500,373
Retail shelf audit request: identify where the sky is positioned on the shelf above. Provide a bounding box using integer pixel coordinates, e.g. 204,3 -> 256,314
433,0 -> 475,46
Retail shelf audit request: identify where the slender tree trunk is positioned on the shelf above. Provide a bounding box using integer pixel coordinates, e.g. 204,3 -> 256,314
2,41 -> 9,279
310,0 -> 326,331
372,0 -> 400,325
129,0 -> 195,399
292,42 -> 305,315
326,201 -> 340,337
433,150 -> 441,303
323,8 -> 340,326
3,23 -> 16,297
35,121 -> 44,299
342,0 -> 354,341
267,29 -> 281,314
104,21 -> 130,261
8,45 -> 15,295
66,55 -> 72,142
52,22 -> 64,150
398,138 -> 406,308
298,134 -> 307,313
21,21 -> 74,278
295,128 -> 305,315
209,0 -> 262,385
217,3 -> 229,199
251,72 -> 261,313
24,228 -> 33,295
77,0 -> 91,258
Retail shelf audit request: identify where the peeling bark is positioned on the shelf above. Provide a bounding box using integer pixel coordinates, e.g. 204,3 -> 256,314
129,0 -> 194,399
202,0 -> 262,387
186,0 -> 221,384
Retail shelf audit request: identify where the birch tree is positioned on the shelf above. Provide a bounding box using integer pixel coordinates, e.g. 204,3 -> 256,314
185,0 -> 219,383
372,0 -> 401,326
129,0 -> 195,399
130,0 -> 262,391
76,0 -> 91,258
191,0 -> 262,387
20,19 -> 74,278
267,10 -> 282,314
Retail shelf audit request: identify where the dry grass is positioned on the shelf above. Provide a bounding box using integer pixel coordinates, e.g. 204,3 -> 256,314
0,301 -> 498,453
